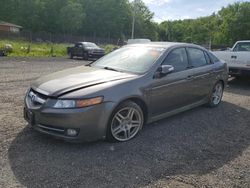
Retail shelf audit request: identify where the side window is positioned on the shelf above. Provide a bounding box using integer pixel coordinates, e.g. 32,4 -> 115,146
76,43 -> 83,48
233,42 -> 250,52
162,48 -> 188,72
204,51 -> 212,64
187,48 -> 207,68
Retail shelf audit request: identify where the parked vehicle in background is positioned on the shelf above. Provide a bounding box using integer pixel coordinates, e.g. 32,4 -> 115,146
213,41 -> 250,77
24,42 -> 228,143
127,38 -> 151,45
0,49 -> 6,56
67,42 -> 105,60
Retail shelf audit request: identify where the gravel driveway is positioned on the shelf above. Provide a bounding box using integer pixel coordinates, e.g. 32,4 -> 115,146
0,57 -> 249,188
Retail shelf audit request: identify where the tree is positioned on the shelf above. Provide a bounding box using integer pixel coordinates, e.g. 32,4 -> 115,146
59,1 -> 85,34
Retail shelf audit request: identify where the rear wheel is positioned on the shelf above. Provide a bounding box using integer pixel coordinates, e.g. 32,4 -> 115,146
107,101 -> 144,142
207,81 -> 224,107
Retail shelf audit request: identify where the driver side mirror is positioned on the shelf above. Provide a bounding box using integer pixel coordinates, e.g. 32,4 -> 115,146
154,65 -> 174,79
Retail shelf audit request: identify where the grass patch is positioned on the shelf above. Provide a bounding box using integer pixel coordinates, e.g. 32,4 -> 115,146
0,39 -> 118,57
0,39 -> 70,57
101,44 -> 118,53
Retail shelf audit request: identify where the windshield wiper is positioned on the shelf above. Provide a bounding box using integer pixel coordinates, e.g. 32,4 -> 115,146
103,67 -> 121,72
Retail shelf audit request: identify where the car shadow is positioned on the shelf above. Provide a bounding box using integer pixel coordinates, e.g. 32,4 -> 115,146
226,77 -> 250,96
8,102 -> 250,188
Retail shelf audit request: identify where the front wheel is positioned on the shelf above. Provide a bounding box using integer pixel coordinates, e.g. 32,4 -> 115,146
207,81 -> 224,107
69,52 -> 73,59
83,52 -> 88,60
106,101 -> 144,142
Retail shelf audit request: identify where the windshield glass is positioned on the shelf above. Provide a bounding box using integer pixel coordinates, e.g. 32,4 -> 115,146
85,43 -> 98,48
92,46 -> 164,74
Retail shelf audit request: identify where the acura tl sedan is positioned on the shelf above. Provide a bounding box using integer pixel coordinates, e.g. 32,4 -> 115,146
24,42 -> 228,142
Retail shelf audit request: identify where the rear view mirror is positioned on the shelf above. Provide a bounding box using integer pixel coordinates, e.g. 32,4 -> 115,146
160,65 -> 174,74
154,65 -> 174,78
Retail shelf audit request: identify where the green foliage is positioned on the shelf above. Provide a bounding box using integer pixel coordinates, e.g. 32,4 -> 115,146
0,0 -> 157,40
132,0 -> 158,40
0,39 -> 119,57
0,1 -> 249,46
158,2 -> 250,47
0,39 -> 68,57
101,44 -> 118,53
59,1 -> 85,34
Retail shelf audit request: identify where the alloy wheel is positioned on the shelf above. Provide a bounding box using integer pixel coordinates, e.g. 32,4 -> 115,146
212,82 -> 223,105
111,107 -> 143,142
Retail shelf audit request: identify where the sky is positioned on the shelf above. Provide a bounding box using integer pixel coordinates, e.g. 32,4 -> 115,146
140,0 -> 249,22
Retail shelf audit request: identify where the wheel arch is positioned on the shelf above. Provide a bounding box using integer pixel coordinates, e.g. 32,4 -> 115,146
218,79 -> 225,88
105,97 -> 148,142
111,97 -> 149,124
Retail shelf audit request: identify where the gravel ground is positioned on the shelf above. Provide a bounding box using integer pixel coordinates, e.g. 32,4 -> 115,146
0,57 -> 249,188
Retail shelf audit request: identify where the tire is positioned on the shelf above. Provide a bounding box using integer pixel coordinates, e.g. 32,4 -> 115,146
106,101 -> 144,142
207,81 -> 224,107
83,52 -> 88,60
69,52 -> 73,59
235,75 -> 242,80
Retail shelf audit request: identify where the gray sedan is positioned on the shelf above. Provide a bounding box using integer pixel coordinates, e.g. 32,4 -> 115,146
24,42 -> 228,142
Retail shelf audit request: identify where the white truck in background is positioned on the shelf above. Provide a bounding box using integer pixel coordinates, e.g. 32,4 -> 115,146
213,41 -> 250,77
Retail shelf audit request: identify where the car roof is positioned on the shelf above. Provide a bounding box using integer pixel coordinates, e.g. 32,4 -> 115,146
78,42 -> 96,45
127,42 -> 206,50
235,40 -> 250,43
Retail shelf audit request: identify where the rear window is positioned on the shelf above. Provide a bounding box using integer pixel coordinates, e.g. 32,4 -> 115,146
187,48 -> 207,68
208,52 -> 220,63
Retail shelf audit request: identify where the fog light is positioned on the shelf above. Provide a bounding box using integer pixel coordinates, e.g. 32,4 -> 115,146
66,129 -> 78,137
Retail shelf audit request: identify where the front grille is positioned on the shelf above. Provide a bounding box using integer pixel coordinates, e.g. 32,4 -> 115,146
92,50 -> 104,54
28,89 -> 48,106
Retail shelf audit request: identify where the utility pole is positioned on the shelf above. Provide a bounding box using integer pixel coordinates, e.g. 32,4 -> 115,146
131,0 -> 136,39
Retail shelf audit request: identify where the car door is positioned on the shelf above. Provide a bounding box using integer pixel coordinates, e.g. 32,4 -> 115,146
232,42 -> 250,67
186,47 -> 215,102
76,43 -> 84,56
149,47 -> 196,117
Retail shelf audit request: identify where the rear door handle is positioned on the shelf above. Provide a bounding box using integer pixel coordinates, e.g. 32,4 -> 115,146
186,75 -> 194,80
231,55 -> 237,59
209,70 -> 214,74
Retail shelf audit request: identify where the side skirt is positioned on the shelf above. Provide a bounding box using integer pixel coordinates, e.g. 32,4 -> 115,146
147,99 -> 208,124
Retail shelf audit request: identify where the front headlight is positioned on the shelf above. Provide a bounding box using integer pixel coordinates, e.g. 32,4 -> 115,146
54,100 -> 76,108
52,97 -> 103,109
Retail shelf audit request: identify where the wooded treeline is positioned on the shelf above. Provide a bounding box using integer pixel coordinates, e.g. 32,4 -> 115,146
0,0 -> 249,46
158,2 -> 250,46
0,0 -> 157,40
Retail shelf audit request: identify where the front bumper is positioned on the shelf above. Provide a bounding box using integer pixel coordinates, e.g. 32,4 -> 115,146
88,53 -> 105,59
24,95 -> 115,142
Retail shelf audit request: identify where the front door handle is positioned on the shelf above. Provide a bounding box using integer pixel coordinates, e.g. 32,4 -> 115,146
231,55 -> 237,59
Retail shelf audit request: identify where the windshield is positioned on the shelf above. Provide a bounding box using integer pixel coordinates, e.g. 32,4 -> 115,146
85,43 -> 98,48
92,46 -> 164,74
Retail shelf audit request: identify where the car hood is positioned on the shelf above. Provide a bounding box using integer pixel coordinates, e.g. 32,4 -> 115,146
86,47 -> 104,51
31,66 -> 136,97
